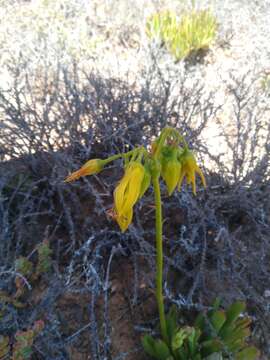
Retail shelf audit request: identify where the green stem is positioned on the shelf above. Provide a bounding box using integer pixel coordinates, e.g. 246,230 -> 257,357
152,174 -> 169,344
103,146 -> 148,166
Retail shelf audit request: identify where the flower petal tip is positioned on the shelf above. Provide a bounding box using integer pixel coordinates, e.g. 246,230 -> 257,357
64,169 -> 84,183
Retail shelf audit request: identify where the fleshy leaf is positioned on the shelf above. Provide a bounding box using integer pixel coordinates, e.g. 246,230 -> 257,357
142,335 -> 156,358
154,339 -> 171,360
201,339 -> 223,357
235,346 -> 260,360
210,311 -> 226,333
166,306 -> 178,343
171,329 -> 187,352
224,301 -> 246,327
187,328 -> 201,355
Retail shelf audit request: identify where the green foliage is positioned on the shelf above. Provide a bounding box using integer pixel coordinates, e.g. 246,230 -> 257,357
146,11 -> 177,43
146,9 -> 217,61
142,301 -> 259,360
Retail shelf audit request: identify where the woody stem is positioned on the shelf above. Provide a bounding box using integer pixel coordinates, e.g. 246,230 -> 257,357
152,174 -> 169,344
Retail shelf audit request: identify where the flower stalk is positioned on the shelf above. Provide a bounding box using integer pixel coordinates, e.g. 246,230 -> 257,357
152,171 -> 169,344
65,127 -> 206,346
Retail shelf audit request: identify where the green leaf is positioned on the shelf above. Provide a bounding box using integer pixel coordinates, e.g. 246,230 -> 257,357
210,311 -> 226,333
187,327 -> 201,355
201,339 -> 223,357
226,335 -> 245,349
235,346 -> 260,360
142,335 -> 156,358
171,329 -> 187,351
212,298 -> 222,310
217,324 -> 234,341
154,339 -> 171,360
224,301 -> 246,327
219,302 -> 246,339
223,326 -> 250,345
166,306 -> 178,343
194,312 -> 205,330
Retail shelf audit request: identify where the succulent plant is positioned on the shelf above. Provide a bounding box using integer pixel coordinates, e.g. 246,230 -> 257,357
142,300 -> 259,360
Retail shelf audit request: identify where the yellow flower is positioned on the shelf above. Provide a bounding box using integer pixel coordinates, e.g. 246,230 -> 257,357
114,162 -> 145,231
115,208 -> 133,232
65,159 -> 103,182
162,157 -> 181,196
178,150 -> 206,195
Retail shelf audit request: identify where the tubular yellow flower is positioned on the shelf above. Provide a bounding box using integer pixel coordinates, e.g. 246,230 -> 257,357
65,159 -> 103,182
116,208 -> 133,232
161,157 -> 181,196
178,150 -> 206,195
160,146 -> 181,196
114,162 -> 145,231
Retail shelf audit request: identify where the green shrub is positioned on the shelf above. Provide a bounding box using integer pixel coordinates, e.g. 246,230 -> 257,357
146,9 -> 217,61
146,10 -> 177,44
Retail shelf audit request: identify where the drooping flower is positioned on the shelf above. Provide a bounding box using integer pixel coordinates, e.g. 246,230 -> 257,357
65,159 -> 103,182
114,162 -> 145,231
162,158 -> 182,195
115,208 -> 133,233
178,150 -> 206,195
161,147 -> 182,196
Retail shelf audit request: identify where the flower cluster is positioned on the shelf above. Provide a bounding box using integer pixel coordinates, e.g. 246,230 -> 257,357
161,146 -> 206,196
65,128 -> 206,231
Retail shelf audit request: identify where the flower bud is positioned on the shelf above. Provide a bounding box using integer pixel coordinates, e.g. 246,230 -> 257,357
65,159 -> 104,182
